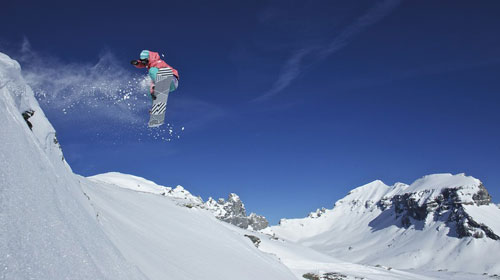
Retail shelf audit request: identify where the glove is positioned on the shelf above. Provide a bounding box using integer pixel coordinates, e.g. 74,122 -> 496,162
130,60 -> 139,65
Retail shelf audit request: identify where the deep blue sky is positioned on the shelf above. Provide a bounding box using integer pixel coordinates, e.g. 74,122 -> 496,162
1,1 -> 499,224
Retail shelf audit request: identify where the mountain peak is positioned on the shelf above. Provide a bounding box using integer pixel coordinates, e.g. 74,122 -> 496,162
174,185 -> 185,191
203,193 -> 268,230
408,173 -> 480,192
337,173 -> 484,207
340,179 -> 393,203
402,173 -> 483,206
228,193 -> 241,202
347,179 -> 389,194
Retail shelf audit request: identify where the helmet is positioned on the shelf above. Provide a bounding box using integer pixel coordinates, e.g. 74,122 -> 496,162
140,50 -> 150,60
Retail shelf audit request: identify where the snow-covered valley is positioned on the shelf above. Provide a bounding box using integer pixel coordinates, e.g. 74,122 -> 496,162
1,52 -> 500,279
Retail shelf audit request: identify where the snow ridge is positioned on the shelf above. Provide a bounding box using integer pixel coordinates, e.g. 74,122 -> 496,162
90,172 -> 269,230
89,172 -> 203,205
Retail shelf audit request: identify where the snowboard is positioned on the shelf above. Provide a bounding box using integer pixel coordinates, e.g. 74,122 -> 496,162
148,75 -> 173,127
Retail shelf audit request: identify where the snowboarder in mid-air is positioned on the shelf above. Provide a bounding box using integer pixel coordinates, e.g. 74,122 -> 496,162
131,50 -> 179,127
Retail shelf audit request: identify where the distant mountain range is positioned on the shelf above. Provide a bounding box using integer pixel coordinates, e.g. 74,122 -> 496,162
265,173 -> 500,273
91,170 -> 500,274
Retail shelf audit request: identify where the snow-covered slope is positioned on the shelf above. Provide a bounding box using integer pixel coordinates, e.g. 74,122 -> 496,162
0,52 -> 296,280
83,176 -> 295,280
90,172 -> 204,204
90,172 -> 270,230
266,173 -> 500,274
0,53 -> 147,279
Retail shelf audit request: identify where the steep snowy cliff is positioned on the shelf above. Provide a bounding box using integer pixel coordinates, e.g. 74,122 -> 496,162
0,53 -> 147,279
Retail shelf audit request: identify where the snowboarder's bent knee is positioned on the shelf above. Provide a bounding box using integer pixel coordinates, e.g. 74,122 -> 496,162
131,50 -> 179,99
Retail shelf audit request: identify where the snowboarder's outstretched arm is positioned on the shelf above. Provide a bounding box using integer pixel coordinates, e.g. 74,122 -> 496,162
131,59 -> 147,69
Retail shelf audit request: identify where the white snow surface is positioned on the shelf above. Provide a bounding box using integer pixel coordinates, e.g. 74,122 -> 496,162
89,172 -> 203,205
80,176 -> 295,280
335,180 -> 408,207
463,204 -> 500,235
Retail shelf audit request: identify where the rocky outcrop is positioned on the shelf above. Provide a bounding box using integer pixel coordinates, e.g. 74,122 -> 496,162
248,213 -> 269,230
204,193 -> 269,230
308,208 -> 327,218
448,206 -> 499,240
472,184 -> 492,206
379,183 -> 498,240
303,272 -> 358,280
22,109 -> 34,130
244,234 -> 261,247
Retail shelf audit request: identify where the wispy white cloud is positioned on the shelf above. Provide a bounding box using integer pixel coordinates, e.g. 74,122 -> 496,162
18,38 -> 150,124
10,39 -> 227,141
321,0 -> 401,58
253,46 -> 316,103
254,0 -> 401,102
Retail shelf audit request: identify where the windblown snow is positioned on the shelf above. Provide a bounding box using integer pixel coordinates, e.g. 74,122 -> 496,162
1,52 -> 499,280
